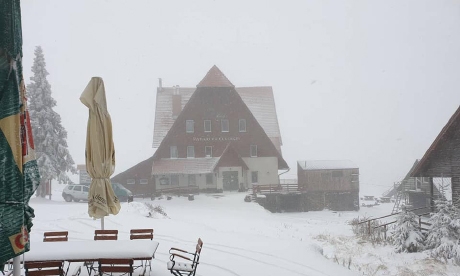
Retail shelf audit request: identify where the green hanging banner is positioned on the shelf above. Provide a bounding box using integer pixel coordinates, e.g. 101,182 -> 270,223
0,0 -> 41,265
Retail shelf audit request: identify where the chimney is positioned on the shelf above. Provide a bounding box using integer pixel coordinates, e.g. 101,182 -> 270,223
172,85 -> 182,118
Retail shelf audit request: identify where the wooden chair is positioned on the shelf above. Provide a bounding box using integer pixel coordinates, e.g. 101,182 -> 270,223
24,261 -> 64,276
85,230 -> 119,275
167,238 -> 203,276
43,231 -> 68,242
94,230 -> 118,240
130,229 -> 154,270
98,259 -> 133,276
129,229 -> 153,240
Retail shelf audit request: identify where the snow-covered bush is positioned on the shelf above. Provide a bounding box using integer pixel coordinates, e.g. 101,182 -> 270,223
392,209 -> 424,253
426,200 -> 460,263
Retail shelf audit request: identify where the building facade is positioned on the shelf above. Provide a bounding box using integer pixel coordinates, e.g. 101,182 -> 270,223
111,66 -> 288,195
151,66 -> 288,192
297,160 -> 359,211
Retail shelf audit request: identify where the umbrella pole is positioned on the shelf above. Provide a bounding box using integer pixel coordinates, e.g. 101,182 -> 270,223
13,256 -> 20,276
101,217 -> 104,230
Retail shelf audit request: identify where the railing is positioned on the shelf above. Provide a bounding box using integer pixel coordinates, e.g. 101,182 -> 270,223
357,206 -> 432,239
252,183 -> 300,194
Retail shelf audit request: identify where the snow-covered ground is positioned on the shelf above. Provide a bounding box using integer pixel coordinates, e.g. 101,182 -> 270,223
25,186 -> 460,276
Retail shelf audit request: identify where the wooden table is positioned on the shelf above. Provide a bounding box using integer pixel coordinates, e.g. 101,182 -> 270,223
24,240 -> 159,275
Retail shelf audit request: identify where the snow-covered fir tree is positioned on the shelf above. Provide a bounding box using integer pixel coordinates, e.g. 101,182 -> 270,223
426,200 -> 460,264
392,209 -> 424,253
27,46 -> 76,187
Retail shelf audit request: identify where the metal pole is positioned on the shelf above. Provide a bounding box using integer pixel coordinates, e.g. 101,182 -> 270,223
101,217 -> 104,230
13,256 -> 20,276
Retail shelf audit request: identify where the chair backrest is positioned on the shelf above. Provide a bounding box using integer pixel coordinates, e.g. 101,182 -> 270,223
98,259 -> 133,276
94,230 -> 118,240
130,229 -> 153,240
43,231 -> 68,242
24,261 -> 64,276
192,238 -> 203,271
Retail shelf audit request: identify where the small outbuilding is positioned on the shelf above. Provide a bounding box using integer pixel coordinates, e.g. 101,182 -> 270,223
297,160 -> 359,211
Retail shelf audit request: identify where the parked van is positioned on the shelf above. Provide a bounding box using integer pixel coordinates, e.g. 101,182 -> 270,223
62,183 -> 133,203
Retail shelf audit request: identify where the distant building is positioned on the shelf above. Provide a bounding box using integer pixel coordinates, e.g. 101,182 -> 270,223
77,164 -> 91,184
297,160 -> 359,211
411,105 -> 460,208
111,66 -> 288,195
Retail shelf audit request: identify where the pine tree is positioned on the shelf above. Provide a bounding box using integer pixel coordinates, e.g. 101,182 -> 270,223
426,200 -> 460,263
392,209 -> 424,253
27,46 -> 76,189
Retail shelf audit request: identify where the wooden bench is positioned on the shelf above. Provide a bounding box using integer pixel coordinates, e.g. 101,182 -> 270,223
130,229 -> 153,240
43,231 -> 68,242
167,238 -> 203,276
94,230 -> 118,240
24,261 -> 64,276
98,259 -> 133,276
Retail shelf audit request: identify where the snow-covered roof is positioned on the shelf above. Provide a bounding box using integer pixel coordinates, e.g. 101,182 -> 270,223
152,86 -> 282,153
297,160 -> 358,170
152,157 -> 220,175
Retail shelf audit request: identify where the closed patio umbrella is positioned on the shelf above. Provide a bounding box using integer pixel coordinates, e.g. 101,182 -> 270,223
0,1 -> 41,274
80,77 -> 120,224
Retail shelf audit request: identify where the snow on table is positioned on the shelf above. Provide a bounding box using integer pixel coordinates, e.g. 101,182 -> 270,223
24,240 -> 159,262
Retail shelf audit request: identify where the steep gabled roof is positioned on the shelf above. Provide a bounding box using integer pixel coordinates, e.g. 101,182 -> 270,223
411,105 -> 460,177
152,86 -> 283,153
214,143 -> 249,170
197,65 -> 234,88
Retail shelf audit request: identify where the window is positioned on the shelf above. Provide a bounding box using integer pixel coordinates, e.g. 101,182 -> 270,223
221,119 -> 229,132
74,186 -> 82,191
187,146 -> 195,158
186,120 -> 194,133
250,145 -> 257,157
127,179 -> 135,185
251,171 -> 258,184
239,119 -> 246,132
159,176 -> 169,185
205,146 -> 212,157
188,175 -> 196,186
331,170 -> 343,177
204,120 -> 211,132
83,186 -> 89,192
171,175 -> 179,186
170,146 -> 178,159
206,174 -> 213,185
140,179 -> 148,185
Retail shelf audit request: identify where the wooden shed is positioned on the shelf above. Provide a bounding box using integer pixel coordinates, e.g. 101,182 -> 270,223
297,160 -> 359,211
411,105 -> 460,207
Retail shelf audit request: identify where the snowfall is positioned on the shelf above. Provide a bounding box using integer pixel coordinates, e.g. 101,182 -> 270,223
22,186 -> 460,276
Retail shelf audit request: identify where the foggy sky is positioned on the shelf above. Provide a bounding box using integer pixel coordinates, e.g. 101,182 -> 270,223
20,0 -> 460,195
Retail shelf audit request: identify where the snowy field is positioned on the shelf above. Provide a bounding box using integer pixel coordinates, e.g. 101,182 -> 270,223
25,186 -> 460,276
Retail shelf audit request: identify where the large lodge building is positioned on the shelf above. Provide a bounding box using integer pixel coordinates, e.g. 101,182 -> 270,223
112,66 -> 289,195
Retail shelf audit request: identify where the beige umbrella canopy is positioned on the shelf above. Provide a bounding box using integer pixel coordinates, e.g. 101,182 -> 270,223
80,77 -> 121,219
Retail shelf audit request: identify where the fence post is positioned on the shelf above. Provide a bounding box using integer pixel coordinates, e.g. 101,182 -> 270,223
384,224 -> 387,240
419,215 -> 422,231
368,220 -> 371,235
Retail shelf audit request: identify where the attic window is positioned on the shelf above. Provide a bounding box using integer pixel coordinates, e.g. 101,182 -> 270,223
239,119 -> 246,132
250,145 -> 257,157
221,119 -> 229,132
186,120 -> 194,133
127,179 -> 135,185
140,179 -> 148,185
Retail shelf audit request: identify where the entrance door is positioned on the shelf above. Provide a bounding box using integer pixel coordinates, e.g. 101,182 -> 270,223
222,171 -> 239,191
